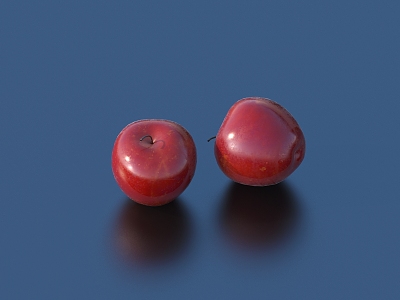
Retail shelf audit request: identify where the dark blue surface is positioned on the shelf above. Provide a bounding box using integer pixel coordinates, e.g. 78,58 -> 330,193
1,1 -> 400,299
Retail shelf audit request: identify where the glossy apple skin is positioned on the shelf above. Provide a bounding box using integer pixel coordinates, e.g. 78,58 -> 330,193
112,119 -> 197,206
214,97 -> 305,186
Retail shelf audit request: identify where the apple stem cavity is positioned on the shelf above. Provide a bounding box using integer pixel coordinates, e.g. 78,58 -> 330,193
140,135 -> 154,144
207,136 -> 216,142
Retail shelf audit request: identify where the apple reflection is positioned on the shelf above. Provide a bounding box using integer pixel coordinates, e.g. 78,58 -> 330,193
113,198 -> 192,267
218,182 -> 301,253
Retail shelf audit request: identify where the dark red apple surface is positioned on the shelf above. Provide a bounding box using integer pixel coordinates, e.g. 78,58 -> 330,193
112,119 -> 197,206
214,97 -> 305,186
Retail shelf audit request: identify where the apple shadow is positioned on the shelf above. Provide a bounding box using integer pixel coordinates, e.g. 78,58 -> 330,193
112,197 -> 192,268
218,181 -> 302,254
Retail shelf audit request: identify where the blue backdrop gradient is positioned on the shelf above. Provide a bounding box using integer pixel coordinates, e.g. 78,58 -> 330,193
1,1 -> 400,299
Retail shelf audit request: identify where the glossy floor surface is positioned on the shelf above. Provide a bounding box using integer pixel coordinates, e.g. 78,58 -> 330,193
1,1 -> 400,299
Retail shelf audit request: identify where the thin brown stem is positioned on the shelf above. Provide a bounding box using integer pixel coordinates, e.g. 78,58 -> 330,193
140,135 -> 154,144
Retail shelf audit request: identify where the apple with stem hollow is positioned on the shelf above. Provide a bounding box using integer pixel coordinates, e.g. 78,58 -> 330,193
112,119 -> 197,206
212,97 -> 305,186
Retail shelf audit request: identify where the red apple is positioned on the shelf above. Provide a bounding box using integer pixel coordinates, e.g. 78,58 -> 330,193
112,119 -> 197,206
214,97 -> 305,186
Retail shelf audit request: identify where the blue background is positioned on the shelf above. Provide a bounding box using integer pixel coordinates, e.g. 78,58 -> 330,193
1,1 -> 400,299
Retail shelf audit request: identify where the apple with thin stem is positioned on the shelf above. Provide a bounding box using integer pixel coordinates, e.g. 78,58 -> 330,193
212,97 -> 305,186
112,119 -> 197,206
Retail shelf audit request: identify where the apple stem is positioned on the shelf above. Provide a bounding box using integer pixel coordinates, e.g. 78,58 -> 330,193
140,135 -> 154,144
207,136 -> 216,142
